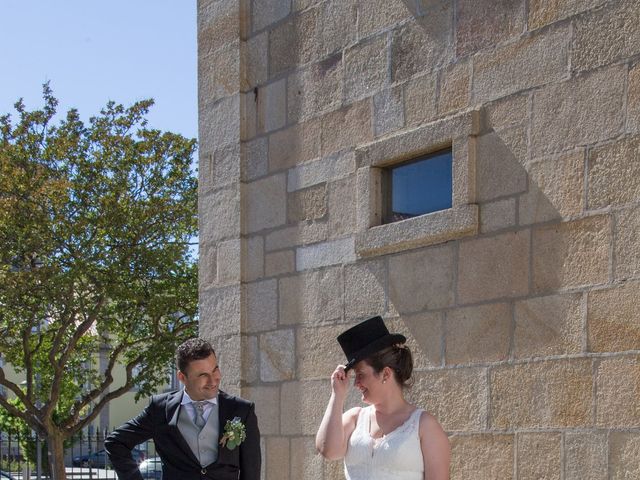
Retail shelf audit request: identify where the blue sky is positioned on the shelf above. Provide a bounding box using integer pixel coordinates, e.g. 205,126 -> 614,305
0,0 -> 197,140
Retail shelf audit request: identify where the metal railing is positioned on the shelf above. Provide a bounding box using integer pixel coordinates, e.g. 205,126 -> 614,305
0,430 -> 155,479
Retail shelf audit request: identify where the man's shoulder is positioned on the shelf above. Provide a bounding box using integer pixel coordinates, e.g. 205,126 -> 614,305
219,390 -> 254,408
149,389 -> 182,406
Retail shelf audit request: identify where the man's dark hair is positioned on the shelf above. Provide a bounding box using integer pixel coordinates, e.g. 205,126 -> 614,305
175,338 -> 216,373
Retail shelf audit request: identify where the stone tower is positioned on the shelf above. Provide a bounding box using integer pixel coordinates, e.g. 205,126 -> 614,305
197,0 -> 640,478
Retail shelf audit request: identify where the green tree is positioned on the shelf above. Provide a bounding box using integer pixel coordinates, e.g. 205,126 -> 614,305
0,397 -> 78,475
0,85 -> 198,479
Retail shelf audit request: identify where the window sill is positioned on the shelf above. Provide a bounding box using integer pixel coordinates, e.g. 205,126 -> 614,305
355,204 -> 478,257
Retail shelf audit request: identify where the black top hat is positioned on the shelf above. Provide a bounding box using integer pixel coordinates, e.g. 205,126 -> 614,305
337,316 -> 406,371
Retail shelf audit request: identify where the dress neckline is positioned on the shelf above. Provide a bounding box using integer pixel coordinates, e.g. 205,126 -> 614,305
367,406 -> 421,441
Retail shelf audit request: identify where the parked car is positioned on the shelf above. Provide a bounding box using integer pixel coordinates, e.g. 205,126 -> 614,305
139,456 -> 162,479
1,471 -> 16,480
72,447 -> 145,468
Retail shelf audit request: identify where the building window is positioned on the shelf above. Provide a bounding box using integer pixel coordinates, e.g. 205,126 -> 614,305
354,110 -> 480,257
385,149 -> 453,223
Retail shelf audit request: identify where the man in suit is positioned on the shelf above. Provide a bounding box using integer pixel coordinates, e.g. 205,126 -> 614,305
105,338 -> 261,480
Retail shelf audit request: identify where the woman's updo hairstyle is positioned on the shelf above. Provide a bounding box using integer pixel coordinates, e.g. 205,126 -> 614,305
364,344 -> 413,388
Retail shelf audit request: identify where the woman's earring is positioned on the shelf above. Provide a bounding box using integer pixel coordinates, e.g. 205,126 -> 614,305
382,379 -> 386,384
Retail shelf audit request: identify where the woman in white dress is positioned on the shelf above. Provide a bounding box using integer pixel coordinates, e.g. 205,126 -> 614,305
316,316 -> 450,480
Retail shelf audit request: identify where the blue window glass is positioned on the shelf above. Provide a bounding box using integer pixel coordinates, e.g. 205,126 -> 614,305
387,149 -> 452,223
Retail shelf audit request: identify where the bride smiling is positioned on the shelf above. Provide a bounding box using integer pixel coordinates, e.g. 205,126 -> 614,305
315,316 -> 451,480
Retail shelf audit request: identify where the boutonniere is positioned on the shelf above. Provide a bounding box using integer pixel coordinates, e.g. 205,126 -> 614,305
219,416 -> 247,450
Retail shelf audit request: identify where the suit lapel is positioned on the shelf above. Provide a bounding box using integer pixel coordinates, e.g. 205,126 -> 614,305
215,391 -> 235,464
165,390 -> 201,465
217,390 -> 233,430
166,390 -> 183,427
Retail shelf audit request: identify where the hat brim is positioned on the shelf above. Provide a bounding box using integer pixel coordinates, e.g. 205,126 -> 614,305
344,333 -> 406,371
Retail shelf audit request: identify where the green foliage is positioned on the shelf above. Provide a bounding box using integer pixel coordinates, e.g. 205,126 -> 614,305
0,398 -> 28,435
0,398 -> 75,473
0,84 -> 198,442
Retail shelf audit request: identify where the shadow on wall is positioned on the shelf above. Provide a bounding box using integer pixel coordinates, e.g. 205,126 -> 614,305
389,122 -> 572,371
287,118 -> 586,424
247,0 -> 618,478
387,113 -> 612,479
399,0 -> 451,28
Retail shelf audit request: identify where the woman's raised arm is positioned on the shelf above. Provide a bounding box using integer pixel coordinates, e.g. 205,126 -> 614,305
315,365 -> 359,460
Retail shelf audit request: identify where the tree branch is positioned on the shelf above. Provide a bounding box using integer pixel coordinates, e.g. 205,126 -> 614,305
45,296 -> 106,419
21,316 -> 35,402
0,394 -> 44,433
64,314 -> 195,431
69,357 -> 144,435
0,366 -> 39,423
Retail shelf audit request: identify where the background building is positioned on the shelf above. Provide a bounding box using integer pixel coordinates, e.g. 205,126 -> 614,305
198,0 -> 640,478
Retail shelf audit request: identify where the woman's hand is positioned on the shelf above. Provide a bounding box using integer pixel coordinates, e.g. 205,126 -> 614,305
316,364 -> 360,461
331,365 -> 350,399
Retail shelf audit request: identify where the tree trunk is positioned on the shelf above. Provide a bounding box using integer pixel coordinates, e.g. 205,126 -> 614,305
46,430 -> 66,480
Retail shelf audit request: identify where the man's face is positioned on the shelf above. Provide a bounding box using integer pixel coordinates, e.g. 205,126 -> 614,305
177,353 -> 221,401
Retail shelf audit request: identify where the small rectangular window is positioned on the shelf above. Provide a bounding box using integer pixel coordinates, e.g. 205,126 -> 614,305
384,149 -> 453,223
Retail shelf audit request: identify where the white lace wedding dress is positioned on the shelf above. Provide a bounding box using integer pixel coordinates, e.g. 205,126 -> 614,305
344,406 -> 424,480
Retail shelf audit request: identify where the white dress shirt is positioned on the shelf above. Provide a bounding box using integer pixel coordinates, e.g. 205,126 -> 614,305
181,390 -> 218,424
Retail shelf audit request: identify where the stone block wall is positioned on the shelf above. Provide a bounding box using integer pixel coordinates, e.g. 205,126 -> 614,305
198,0 -> 640,478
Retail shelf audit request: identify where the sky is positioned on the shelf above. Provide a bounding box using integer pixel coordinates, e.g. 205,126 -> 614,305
0,0 -> 197,140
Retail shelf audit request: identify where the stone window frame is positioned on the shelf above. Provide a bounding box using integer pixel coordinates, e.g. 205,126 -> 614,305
354,110 -> 480,257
